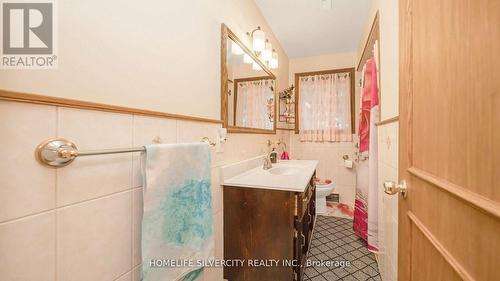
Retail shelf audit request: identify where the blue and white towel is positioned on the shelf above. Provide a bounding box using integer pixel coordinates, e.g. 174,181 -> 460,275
141,143 -> 214,281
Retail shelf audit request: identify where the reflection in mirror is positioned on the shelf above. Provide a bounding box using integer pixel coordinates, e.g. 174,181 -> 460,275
222,24 -> 276,133
232,77 -> 274,129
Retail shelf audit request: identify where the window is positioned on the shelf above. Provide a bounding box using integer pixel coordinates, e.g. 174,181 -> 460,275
295,68 -> 355,142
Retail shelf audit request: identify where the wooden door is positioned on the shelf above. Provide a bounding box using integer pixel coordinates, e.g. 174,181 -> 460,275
398,0 -> 500,280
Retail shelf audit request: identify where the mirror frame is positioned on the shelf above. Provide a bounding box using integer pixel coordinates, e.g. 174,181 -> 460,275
221,23 -> 277,134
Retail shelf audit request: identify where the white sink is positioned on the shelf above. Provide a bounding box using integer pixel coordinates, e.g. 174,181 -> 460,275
221,157 -> 319,192
268,166 -> 300,175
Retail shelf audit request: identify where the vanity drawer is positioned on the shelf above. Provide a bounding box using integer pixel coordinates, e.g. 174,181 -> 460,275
299,184 -> 313,216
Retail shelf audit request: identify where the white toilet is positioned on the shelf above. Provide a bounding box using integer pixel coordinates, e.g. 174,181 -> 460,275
315,179 -> 335,214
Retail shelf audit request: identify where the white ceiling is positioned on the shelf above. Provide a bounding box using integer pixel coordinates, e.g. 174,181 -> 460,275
254,0 -> 372,58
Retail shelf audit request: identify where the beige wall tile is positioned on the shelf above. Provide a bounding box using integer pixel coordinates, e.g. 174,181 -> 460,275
329,165 -> 357,187
213,210 -> 223,260
377,121 -> 399,281
132,188 -> 143,267
220,133 -> 272,166
385,121 -> 399,169
0,212 -> 55,281
133,116 -> 177,145
288,134 -> 357,206
57,191 -> 132,281
335,184 -> 356,205
57,108 -> 134,206
0,101 -> 56,222
132,115 -> 177,187
378,121 -> 398,169
211,168 -> 223,214
176,120 -> 221,166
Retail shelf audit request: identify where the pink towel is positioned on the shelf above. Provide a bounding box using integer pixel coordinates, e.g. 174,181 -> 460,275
280,151 -> 289,160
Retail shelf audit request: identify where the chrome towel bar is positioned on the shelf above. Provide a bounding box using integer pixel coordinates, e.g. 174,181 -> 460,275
35,137 -> 216,168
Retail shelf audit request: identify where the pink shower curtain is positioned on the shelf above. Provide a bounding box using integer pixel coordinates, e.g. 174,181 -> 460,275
353,56 -> 379,252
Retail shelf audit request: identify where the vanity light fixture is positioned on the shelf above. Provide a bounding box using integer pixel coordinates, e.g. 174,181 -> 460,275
262,40 -> 273,61
269,50 -> 278,69
247,26 -> 265,52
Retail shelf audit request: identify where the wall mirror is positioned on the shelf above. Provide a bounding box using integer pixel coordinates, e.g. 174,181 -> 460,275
221,24 -> 276,134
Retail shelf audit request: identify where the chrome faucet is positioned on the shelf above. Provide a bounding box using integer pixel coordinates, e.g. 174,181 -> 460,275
263,156 -> 272,170
263,139 -> 280,170
269,149 -> 278,164
263,149 -> 278,170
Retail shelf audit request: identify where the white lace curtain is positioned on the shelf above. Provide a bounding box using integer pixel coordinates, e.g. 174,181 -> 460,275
299,73 -> 352,142
235,79 -> 274,129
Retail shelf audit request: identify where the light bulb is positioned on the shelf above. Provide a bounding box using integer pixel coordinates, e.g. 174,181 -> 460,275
252,28 -> 265,52
262,41 -> 273,61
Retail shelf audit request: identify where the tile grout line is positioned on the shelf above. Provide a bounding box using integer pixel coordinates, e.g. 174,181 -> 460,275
0,187 -> 142,226
174,118 -> 178,143
55,105 -> 59,281
131,114 -> 136,278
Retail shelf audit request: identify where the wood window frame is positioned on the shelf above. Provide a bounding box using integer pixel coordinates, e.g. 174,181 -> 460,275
294,67 -> 356,134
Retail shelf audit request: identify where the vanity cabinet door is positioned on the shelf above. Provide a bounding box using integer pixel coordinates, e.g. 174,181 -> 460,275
309,184 -> 316,233
292,173 -> 317,281
293,218 -> 304,280
294,213 -> 308,280
293,181 -> 316,281
302,185 -> 312,255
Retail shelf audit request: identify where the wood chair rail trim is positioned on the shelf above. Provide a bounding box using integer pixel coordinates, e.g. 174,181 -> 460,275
0,89 -> 223,124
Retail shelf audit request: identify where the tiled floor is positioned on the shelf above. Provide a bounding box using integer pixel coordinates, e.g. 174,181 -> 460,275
304,216 -> 381,281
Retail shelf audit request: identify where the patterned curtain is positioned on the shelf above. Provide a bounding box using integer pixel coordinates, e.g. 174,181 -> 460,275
235,79 -> 274,129
299,73 -> 352,142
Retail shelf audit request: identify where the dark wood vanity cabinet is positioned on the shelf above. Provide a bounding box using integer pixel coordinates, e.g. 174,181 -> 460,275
223,175 -> 316,281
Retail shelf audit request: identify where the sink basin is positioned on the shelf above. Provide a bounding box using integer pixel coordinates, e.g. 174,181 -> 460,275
222,159 -> 318,192
268,166 -> 300,175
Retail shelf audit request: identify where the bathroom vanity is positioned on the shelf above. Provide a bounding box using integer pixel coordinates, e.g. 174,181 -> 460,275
222,159 -> 318,281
